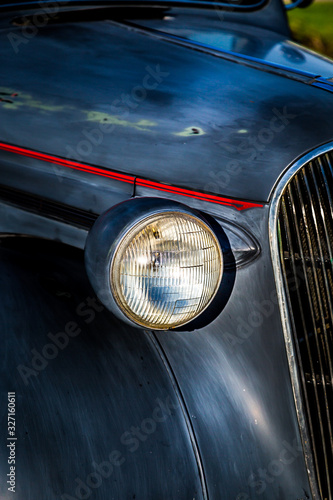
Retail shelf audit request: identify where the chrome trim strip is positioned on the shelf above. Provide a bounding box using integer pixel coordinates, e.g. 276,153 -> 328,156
269,141 -> 333,500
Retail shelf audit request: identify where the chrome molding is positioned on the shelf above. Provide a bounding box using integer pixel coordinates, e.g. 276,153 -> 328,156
85,197 -> 224,330
269,140 -> 333,500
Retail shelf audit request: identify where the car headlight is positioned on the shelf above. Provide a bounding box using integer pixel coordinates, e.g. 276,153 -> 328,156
85,198 -> 223,330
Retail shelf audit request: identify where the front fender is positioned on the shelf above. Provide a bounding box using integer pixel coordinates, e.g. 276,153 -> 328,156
0,237 -> 204,499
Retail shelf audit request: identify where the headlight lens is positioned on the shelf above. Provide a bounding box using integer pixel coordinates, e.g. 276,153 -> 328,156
111,212 -> 223,329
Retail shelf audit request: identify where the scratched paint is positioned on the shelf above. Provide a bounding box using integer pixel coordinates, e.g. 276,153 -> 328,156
0,87 -> 158,132
85,111 -> 157,131
174,126 -> 205,137
0,87 -> 73,113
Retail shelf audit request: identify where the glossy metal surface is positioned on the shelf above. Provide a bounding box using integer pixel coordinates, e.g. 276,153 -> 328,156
0,212 -> 312,498
1,4 -> 333,207
152,202 -> 312,498
131,15 -> 333,79
0,141 -> 264,211
278,163 -> 333,499
268,141 -> 333,500
0,1 -> 330,498
0,0 -> 267,11
0,237 -> 205,499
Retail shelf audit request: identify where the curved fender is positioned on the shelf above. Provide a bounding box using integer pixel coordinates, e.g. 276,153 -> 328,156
0,237 -> 204,500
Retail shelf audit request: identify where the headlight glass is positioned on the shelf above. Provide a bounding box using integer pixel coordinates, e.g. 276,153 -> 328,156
111,212 -> 223,329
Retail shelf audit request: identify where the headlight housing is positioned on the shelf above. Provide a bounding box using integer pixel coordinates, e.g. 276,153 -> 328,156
85,198 -> 223,330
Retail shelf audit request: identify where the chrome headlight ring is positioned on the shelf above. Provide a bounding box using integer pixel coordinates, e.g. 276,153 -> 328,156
84,197 -> 223,330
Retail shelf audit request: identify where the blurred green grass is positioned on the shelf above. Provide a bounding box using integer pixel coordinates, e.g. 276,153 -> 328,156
287,2 -> 333,58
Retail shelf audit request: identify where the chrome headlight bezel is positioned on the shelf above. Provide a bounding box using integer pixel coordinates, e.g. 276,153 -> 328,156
84,197 -> 224,330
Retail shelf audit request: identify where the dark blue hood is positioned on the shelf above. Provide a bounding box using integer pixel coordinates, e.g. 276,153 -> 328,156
1,5 -> 333,202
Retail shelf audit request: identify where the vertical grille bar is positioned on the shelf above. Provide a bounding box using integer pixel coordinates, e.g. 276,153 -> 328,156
276,150 -> 333,500
278,199 -> 322,480
308,161 -> 333,390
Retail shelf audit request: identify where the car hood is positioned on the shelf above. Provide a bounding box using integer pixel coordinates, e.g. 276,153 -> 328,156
135,11 -> 333,78
1,12 -> 333,203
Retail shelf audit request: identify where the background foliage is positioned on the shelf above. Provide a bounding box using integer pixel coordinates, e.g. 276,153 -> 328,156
288,2 -> 333,58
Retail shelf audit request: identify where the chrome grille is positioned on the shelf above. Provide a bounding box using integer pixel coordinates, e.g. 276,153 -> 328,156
276,150 -> 333,500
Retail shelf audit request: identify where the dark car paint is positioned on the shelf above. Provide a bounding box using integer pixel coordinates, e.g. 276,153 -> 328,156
0,209 -> 312,499
0,0 -> 280,33
0,238 -> 205,499
133,10 -> 333,78
0,0 -> 330,498
1,2 -> 333,207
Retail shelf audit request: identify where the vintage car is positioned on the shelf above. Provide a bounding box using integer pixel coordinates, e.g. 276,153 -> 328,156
0,0 -> 332,498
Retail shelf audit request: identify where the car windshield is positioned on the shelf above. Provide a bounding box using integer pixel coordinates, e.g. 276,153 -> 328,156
0,0 -> 268,12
